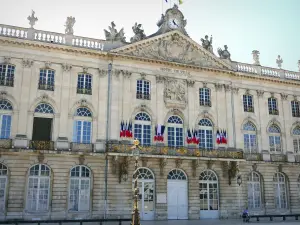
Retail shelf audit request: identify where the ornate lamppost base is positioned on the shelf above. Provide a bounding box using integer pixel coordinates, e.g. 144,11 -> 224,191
131,209 -> 141,225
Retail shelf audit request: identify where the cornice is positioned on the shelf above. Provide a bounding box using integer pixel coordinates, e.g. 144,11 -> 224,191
0,36 -> 108,58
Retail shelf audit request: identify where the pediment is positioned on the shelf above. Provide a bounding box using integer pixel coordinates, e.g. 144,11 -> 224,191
112,30 -> 232,70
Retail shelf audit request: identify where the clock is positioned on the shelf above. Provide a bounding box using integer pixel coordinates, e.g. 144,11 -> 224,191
168,18 -> 180,29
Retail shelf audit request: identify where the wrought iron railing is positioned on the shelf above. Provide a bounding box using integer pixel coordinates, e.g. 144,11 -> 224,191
38,83 -> 54,91
77,88 -> 92,95
107,143 -> 244,159
29,140 -> 54,150
136,92 -> 151,100
0,139 -> 12,148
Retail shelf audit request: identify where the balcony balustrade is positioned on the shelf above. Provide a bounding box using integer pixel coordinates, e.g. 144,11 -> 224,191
29,140 -> 54,150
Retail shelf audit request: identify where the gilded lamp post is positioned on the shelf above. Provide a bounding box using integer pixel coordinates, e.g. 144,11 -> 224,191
131,139 -> 141,225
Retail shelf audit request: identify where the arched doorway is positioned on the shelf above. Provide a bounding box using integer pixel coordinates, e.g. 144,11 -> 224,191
199,170 -> 219,219
167,169 -> 188,219
133,168 -> 155,220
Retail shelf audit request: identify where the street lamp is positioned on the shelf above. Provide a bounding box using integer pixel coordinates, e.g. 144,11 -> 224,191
131,139 -> 141,225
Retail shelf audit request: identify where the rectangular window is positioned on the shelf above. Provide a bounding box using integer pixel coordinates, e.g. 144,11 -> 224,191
0,64 -> 15,87
199,129 -> 213,150
38,69 -> 55,91
293,139 -> 300,153
167,127 -> 183,147
69,178 -> 90,211
27,177 -> 50,212
243,95 -> 254,112
199,88 -> 211,107
291,101 -> 300,117
268,98 -> 278,115
244,134 -> 257,152
134,124 -> 151,146
269,136 -> 281,152
77,74 -> 92,95
0,115 -> 11,139
73,121 -> 92,144
136,80 -> 151,100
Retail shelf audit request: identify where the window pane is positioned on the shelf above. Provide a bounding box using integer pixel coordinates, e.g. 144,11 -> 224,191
0,115 -> 11,139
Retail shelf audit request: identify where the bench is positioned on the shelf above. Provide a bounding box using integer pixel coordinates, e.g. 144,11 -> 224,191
250,214 -> 300,221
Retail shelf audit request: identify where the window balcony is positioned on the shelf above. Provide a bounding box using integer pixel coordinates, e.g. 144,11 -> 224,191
200,100 -> 211,107
77,88 -> 92,95
0,79 -> 14,87
136,92 -> 151,100
269,109 -> 279,115
107,143 -> 244,159
38,83 -> 54,91
244,106 -> 254,113
29,140 -> 54,150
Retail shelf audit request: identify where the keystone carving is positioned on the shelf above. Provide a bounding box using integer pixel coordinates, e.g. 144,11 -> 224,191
45,61 -> 52,69
175,159 -> 183,168
78,155 -> 85,165
141,158 -> 148,167
37,151 -> 45,163
207,160 -> 214,169
0,91 -> 7,99
159,158 -> 167,176
4,57 -> 11,64
83,67 -> 88,73
78,99 -> 88,107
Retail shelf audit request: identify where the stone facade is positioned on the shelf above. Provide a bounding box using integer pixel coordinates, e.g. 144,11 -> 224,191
0,4 -> 299,221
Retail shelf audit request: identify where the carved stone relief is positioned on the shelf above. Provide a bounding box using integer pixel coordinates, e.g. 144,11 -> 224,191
224,84 -> 231,92
175,159 -> 183,168
4,57 -> 11,64
232,87 -> 239,94
186,79 -> 195,87
62,63 -> 72,72
122,33 -> 225,69
164,78 -> 187,109
214,83 -> 223,92
0,91 -> 7,100
256,90 -> 264,98
281,93 -> 288,101
156,76 -> 165,83
159,158 -> 167,176
78,155 -> 85,165
98,69 -> 107,77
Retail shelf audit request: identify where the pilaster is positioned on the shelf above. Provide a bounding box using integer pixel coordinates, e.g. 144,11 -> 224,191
97,69 -> 108,140
224,84 -> 234,147
18,59 -> 34,137
256,90 -> 265,152
156,76 -> 165,124
281,93 -> 291,152
110,69 -> 121,140
187,79 -> 195,127
122,70 -> 132,121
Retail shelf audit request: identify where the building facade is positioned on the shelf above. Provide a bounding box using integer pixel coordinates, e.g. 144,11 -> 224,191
0,5 -> 300,221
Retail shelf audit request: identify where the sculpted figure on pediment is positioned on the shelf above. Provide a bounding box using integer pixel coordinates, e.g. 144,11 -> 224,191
128,34 -> 223,69
164,78 -> 187,109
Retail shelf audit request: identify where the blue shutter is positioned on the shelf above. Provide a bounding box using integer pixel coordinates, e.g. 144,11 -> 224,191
0,115 -> 11,139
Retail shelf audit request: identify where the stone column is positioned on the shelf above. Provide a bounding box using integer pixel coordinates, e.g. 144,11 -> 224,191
110,70 -> 121,140
281,93 -> 291,153
256,90 -> 265,152
156,76 -> 165,125
58,63 -> 72,138
187,79 -> 195,128
224,84 -> 234,147
96,69 -> 107,140
122,70 -> 132,121
231,87 -> 239,149
214,83 -> 226,141
18,59 -> 33,138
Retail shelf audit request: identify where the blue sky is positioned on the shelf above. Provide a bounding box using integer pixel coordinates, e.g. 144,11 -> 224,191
0,0 -> 299,71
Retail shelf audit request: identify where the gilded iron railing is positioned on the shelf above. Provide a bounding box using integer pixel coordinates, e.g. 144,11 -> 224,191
107,143 -> 244,159
29,140 -> 54,150
0,139 -> 12,149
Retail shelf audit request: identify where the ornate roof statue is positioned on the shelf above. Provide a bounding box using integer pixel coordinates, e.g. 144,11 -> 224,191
104,21 -> 126,42
27,10 -> 38,28
276,55 -> 283,69
200,35 -> 213,54
130,23 -> 146,43
217,45 -> 231,61
252,50 -> 260,65
65,16 -> 76,35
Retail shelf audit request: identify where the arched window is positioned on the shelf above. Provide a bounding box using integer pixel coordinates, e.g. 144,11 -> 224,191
73,107 -> 92,144
292,126 -> 300,153
0,64 -> 15,87
199,118 -> 213,150
134,112 -> 151,146
268,125 -> 281,152
0,100 -> 13,139
199,170 -> 219,212
247,172 -> 261,209
167,116 -> 183,147
69,165 -> 91,211
35,103 -> 54,114
273,172 -> 287,209
134,168 -> 154,180
38,69 -> 55,91
243,121 -> 257,152
26,164 -> 51,212
167,169 -> 187,180
0,163 -> 8,213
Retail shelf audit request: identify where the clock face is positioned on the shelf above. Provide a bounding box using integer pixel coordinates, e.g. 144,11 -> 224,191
168,18 -> 180,29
